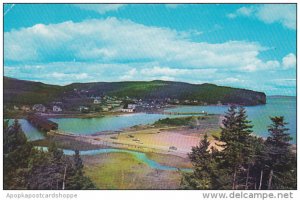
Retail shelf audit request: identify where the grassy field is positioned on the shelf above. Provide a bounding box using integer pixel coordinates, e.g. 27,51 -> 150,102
146,152 -> 192,169
83,152 -> 183,189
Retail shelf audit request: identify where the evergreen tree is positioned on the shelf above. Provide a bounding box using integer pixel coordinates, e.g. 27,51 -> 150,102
181,109 -> 296,190
4,119 -> 32,189
74,150 -> 84,172
217,106 -> 253,189
4,120 -> 97,190
65,150 -> 97,189
181,134 -> 216,189
245,136 -> 266,189
27,142 -> 66,189
4,119 -> 27,154
264,116 -> 294,189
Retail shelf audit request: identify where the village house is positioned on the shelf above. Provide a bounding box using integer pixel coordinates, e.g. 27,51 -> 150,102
79,106 -> 89,112
109,103 -> 121,108
53,105 -> 63,112
32,104 -> 46,112
121,108 -> 134,113
127,104 -> 136,109
21,105 -> 31,112
102,107 -> 110,112
93,99 -> 101,104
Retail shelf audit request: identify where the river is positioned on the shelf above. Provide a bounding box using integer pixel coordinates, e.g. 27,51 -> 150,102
38,147 -> 192,172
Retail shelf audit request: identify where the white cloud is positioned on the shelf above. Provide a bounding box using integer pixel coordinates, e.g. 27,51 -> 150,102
140,66 -> 216,76
227,6 -> 255,19
157,76 -> 175,81
240,59 -> 280,72
216,77 -> 244,84
226,13 -> 237,19
228,4 -> 296,30
237,6 -> 255,16
119,66 -> 217,82
51,72 -> 89,80
282,53 -> 296,69
4,62 -> 121,85
120,68 -> 137,80
4,17 -> 280,73
256,5 -> 296,30
74,4 -> 125,14
272,78 -> 296,87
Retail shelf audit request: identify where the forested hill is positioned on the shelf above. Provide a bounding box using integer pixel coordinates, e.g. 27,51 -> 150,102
4,76 -> 266,106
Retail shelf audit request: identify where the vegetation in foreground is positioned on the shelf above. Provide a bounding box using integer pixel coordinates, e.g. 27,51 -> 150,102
3,106 -> 296,190
83,153 -> 182,189
3,120 -> 97,190
181,106 -> 296,190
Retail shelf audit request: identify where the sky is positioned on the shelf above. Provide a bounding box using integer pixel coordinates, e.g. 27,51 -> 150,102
3,3 -> 296,96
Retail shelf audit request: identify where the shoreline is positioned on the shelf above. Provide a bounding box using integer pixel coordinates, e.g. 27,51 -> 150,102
4,100 -> 268,120
32,114 -> 222,158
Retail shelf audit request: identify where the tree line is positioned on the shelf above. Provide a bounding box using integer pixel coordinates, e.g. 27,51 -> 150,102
4,119 -> 97,190
181,106 -> 296,190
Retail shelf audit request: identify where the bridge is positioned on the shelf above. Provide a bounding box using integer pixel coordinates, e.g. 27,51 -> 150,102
27,114 -> 58,132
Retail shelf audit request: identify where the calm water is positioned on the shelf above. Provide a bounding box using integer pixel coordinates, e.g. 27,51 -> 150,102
11,96 -> 296,143
166,96 -> 296,143
38,147 -> 191,172
49,113 -> 176,135
8,119 -> 46,141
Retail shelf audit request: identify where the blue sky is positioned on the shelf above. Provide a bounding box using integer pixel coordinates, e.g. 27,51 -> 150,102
4,4 -> 296,95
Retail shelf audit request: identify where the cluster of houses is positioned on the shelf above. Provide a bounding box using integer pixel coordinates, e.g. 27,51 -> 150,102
121,104 -> 136,113
13,103 -> 64,113
11,93 -> 209,115
12,95 -> 130,114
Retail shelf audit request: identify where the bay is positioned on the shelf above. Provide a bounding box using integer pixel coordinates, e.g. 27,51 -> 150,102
166,96 -> 296,143
10,96 -> 296,143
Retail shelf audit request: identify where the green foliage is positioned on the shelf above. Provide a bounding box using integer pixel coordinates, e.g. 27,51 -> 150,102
181,107 -> 296,190
4,77 -> 64,105
216,106 -> 254,189
4,77 -> 266,108
3,121 -> 97,190
4,119 -> 32,189
108,81 -> 166,98
65,150 -> 97,190
4,119 -> 27,154
181,134 -> 217,189
263,116 -> 295,189
155,116 -> 206,126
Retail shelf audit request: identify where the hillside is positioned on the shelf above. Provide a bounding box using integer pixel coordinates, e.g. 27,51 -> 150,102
3,77 -> 266,106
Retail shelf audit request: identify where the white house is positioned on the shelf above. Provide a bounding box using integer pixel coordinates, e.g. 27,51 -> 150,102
127,104 -> 136,109
94,99 -> 101,104
121,108 -> 134,113
32,104 -> 46,112
102,107 -> 109,112
53,105 -> 62,112
21,105 -> 31,112
79,106 -> 89,112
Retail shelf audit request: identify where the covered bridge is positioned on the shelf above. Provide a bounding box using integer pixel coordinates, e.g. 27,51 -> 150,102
27,114 -> 58,132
